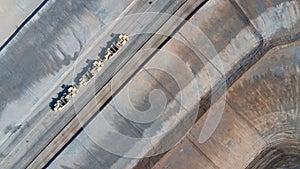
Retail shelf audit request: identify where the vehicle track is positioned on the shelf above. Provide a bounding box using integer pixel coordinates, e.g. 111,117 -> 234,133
0,0 -> 197,168
26,0 -> 211,168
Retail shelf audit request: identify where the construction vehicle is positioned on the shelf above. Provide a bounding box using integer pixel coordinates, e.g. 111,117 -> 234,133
80,34 -> 128,86
51,33 -> 129,111
53,85 -> 78,111
93,60 -> 104,71
79,60 -> 104,86
103,33 -> 129,60
116,33 -> 129,46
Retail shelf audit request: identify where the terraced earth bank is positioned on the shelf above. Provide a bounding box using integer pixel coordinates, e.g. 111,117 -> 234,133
0,0 -> 299,169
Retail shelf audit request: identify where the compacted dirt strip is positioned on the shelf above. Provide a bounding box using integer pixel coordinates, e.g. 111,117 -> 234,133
1,0 -> 300,168
1,0 -> 214,168
28,0 -> 211,168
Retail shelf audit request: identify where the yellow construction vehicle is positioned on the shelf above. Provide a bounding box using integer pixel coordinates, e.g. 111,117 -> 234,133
51,33 -> 129,111
103,33 -> 129,60
53,86 -> 78,111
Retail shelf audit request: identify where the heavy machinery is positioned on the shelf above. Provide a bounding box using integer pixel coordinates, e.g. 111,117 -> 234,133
52,33 -> 129,111
79,60 -> 104,86
103,33 -> 129,60
80,34 -> 128,86
53,85 -> 78,111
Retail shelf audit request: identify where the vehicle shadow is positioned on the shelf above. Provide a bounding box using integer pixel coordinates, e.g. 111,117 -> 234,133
49,84 -> 72,110
73,33 -> 120,86
49,33 -> 121,110
97,33 -> 120,60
